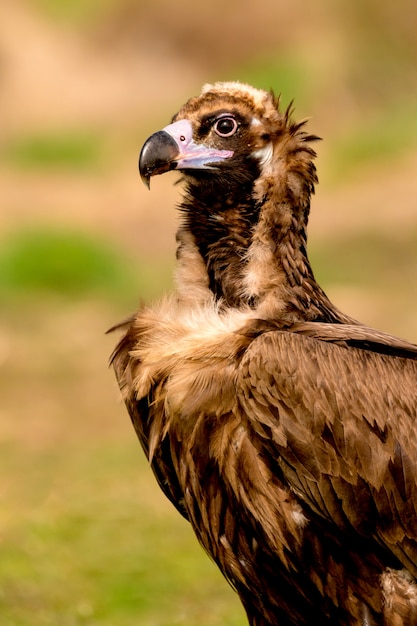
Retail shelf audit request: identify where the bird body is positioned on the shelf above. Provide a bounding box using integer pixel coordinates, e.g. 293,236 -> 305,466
111,82 -> 417,625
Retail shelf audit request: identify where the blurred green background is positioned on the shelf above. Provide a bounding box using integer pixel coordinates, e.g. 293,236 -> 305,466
1,1 -> 417,624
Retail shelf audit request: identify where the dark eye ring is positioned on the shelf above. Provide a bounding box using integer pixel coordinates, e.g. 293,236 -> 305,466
214,116 -> 238,137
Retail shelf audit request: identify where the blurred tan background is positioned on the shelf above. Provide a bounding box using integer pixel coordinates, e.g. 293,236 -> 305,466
1,1 -> 417,625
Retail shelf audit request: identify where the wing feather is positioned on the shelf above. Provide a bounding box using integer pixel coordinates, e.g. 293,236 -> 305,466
237,328 -> 417,571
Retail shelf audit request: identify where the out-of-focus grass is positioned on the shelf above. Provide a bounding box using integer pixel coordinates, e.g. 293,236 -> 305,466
311,229 -> 417,287
1,133 -> 104,171
0,228 -> 128,297
28,0 -> 115,24
0,227 -> 173,306
326,100 -> 417,180
0,437 -> 246,626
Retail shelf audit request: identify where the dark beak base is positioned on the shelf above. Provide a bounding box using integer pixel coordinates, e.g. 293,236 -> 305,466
139,130 -> 180,188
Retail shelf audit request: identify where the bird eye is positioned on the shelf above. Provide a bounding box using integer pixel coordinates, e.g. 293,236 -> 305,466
214,116 -> 238,137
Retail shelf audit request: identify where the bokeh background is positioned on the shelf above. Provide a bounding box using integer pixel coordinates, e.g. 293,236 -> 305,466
1,1 -> 417,624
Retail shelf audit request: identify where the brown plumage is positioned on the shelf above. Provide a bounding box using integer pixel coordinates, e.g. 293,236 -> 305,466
111,82 -> 417,625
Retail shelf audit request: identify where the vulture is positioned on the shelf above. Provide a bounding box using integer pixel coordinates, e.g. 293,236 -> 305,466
111,81 -> 417,626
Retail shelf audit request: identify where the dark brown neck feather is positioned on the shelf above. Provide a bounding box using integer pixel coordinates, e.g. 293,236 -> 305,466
179,162 -> 261,306
277,220 -> 353,324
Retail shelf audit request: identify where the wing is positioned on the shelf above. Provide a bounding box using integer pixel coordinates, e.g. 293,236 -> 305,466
290,321 -> 417,360
237,324 -> 417,574
110,322 -> 189,520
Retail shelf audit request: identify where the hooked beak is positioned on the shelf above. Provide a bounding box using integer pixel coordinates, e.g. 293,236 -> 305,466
138,119 -> 234,188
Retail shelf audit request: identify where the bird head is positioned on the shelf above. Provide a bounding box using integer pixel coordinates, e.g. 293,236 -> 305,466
138,82 -> 322,313
139,81 -> 315,195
